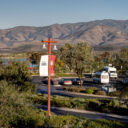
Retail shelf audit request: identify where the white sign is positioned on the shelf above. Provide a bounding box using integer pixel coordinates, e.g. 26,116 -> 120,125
39,55 -> 48,76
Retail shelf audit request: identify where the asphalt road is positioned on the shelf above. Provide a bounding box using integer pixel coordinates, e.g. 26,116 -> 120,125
34,75 -> 123,99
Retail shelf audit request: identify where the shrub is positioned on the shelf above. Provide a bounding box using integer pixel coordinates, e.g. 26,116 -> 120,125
0,61 -> 36,93
86,119 -> 126,128
64,86 -> 85,93
95,90 -> 106,96
85,88 -> 94,94
88,101 -> 101,111
109,91 -> 121,97
0,85 -> 44,128
71,98 -> 86,109
108,99 -> 120,107
44,115 -> 86,128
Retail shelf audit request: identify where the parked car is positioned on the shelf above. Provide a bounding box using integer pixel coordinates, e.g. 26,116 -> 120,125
84,73 -> 93,78
72,78 -> 83,85
42,79 -> 54,85
102,85 -> 116,93
59,78 -> 72,85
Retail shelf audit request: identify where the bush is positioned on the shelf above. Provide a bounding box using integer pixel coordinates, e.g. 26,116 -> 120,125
0,85 -> 44,128
88,101 -> 101,111
109,91 -> 121,97
108,99 -> 120,107
71,98 -> 86,109
86,119 -> 126,128
64,86 -> 85,93
44,115 -> 79,128
85,88 -> 94,94
0,61 -> 36,92
85,87 -> 97,94
95,90 -> 106,96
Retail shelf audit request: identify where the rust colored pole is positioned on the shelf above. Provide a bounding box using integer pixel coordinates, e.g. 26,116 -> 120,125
41,38 -> 57,116
48,38 -> 51,116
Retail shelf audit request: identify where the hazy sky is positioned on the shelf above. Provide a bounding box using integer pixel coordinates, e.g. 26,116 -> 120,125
0,0 -> 128,28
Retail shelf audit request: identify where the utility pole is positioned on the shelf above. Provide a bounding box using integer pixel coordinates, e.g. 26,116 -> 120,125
41,38 -> 57,116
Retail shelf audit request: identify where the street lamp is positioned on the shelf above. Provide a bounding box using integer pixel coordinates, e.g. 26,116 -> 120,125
41,38 -> 57,116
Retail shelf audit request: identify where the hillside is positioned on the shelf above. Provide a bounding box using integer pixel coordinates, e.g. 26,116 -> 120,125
0,19 -> 128,52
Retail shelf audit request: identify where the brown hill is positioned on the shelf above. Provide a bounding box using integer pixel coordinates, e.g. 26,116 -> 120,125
0,19 -> 128,52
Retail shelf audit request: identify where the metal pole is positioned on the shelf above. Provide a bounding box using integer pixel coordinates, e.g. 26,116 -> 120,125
41,38 -> 57,116
48,38 -> 51,116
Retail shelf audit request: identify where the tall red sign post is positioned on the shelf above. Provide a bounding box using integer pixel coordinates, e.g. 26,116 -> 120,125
41,38 -> 57,116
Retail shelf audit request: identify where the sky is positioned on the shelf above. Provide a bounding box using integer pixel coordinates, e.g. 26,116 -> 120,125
0,0 -> 128,29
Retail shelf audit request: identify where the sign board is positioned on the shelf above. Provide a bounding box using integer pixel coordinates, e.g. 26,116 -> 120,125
39,55 -> 56,76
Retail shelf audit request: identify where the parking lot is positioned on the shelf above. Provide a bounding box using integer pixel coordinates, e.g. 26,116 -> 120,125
33,75 -> 124,93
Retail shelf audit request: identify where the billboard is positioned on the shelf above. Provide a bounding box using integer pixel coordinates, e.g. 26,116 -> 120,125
39,55 -> 56,76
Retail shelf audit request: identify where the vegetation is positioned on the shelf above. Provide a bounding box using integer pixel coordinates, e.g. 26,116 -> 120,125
31,94 -> 128,116
27,52 -> 43,65
43,116 -> 127,128
59,42 -> 94,86
0,81 -> 45,127
59,43 -> 74,72
109,91 -> 121,97
0,61 -> 36,92
1,44 -> 128,127
0,85 -> 128,128
64,86 -> 98,95
64,86 -> 85,93
95,90 -> 107,96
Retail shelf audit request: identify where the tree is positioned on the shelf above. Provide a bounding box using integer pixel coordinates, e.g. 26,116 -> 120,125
59,43 -> 73,72
27,52 -> 43,65
113,49 -> 128,74
72,42 -> 94,86
54,57 -> 65,73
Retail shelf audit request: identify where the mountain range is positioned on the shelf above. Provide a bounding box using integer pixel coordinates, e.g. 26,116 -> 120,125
0,19 -> 128,53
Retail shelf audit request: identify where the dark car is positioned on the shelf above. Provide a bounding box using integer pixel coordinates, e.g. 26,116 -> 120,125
72,78 -> 83,85
59,78 -> 72,85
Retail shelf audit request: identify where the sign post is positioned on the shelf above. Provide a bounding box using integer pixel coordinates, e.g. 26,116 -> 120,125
41,38 -> 57,116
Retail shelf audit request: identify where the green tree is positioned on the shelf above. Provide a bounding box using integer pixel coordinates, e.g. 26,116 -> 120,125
54,57 -> 65,73
113,49 -> 128,74
27,52 -> 42,65
59,43 -> 73,72
72,42 -> 94,86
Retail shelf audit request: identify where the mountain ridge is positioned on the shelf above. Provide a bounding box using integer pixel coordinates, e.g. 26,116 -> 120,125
0,19 -> 128,52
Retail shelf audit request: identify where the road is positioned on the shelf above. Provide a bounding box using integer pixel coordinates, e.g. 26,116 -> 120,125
39,105 -> 128,122
33,75 -> 124,99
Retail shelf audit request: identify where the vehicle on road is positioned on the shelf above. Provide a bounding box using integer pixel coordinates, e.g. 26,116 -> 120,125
102,85 -> 116,93
59,78 -> 72,85
102,66 -> 118,79
93,71 -> 109,84
72,78 -> 83,85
